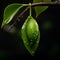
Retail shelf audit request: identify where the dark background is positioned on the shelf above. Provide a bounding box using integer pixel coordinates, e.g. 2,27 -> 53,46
0,0 -> 60,59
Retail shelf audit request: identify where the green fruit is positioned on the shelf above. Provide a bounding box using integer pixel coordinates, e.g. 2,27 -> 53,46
21,16 -> 40,56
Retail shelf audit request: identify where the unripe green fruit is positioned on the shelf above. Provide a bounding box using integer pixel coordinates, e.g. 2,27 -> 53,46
21,16 -> 40,56
26,17 -> 39,39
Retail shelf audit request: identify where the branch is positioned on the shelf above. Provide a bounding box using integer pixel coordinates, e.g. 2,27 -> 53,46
32,1 -> 60,6
18,1 -> 60,18
7,1 -> 60,31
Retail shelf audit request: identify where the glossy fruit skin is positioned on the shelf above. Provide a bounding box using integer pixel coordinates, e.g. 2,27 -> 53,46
21,16 -> 40,56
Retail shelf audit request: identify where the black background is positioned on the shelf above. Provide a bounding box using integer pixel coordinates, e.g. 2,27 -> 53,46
0,0 -> 60,59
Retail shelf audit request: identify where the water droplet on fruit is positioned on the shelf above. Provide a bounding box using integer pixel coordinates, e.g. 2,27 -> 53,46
36,41 -> 39,44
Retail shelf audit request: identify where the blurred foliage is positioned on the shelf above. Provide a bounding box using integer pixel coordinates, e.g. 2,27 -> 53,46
42,21 -> 53,30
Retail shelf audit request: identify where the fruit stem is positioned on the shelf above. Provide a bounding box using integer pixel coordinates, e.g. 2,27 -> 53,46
29,3 -> 32,16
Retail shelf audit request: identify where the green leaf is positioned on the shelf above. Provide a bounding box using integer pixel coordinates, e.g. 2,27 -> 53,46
21,16 -> 40,56
1,3 -> 24,28
33,0 -> 51,17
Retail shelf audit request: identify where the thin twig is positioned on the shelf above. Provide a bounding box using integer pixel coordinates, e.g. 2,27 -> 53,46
7,7 -> 29,31
18,7 -> 29,18
32,1 -> 60,6
7,22 -> 16,31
